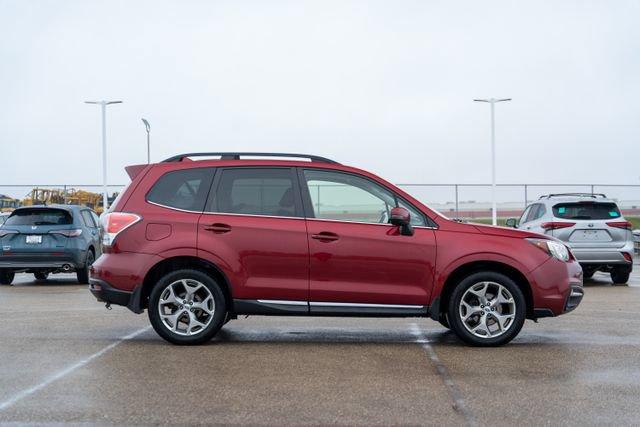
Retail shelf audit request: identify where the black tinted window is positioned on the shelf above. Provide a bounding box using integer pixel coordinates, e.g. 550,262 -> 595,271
147,168 -> 214,211
5,208 -> 72,226
211,168 -> 299,217
553,202 -> 621,220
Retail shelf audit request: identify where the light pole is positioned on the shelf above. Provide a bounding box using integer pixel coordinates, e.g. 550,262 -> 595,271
85,100 -> 122,211
473,97 -> 511,226
141,118 -> 151,164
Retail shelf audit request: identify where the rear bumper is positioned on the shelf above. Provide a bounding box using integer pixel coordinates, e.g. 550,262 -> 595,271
0,250 -> 85,270
89,278 -> 143,314
570,241 -> 635,264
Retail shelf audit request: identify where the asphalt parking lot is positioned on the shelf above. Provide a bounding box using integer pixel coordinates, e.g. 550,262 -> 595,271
1,263 -> 639,426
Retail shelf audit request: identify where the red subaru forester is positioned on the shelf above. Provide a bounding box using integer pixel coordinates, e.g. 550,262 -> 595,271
90,153 -> 583,346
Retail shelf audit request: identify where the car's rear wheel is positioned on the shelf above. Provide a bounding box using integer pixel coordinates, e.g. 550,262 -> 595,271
34,272 -> 49,281
0,270 -> 15,285
77,250 -> 94,284
148,269 -> 227,345
611,266 -> 631,284
447,271 -> 526,347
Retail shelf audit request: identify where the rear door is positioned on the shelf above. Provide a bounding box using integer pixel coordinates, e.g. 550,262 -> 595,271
551,201 -> 630,248
300,168 -> 436,310
198,167 -> 309,302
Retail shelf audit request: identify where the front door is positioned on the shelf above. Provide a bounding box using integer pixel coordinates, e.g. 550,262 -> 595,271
300,169 -> 437,313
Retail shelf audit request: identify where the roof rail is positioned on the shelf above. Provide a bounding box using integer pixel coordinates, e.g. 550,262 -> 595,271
538,193 -> 608,200
162,152 -> 340,164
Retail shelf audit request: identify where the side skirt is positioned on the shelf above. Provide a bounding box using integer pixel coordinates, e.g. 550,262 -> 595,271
232,299 -> 429,318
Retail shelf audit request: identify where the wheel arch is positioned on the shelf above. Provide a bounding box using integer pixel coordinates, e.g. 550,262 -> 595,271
138,256 -> 233,312
432,260 -> 534,321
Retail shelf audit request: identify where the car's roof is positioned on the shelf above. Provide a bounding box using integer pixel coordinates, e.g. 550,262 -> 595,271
538,196 -> 618,205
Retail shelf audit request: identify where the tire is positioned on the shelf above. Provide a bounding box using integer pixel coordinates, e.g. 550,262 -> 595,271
0,270 -> 15,285
447,271 -> 526,347
611,266 -> 631,284
148,269 -> 227,345
34,272 -> 49,281
438,314 -> 450,329
582,269 -> 595,279
76,250 -> 94,284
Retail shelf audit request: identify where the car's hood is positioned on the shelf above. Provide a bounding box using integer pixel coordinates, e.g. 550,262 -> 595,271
469,222 -> 548,239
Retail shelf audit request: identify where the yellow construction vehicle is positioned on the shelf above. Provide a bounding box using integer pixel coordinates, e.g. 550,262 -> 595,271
22,188 -> 66,207
0,194 -> 21,212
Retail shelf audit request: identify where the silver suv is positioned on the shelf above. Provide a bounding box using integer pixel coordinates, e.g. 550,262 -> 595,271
506,193 -> 634,284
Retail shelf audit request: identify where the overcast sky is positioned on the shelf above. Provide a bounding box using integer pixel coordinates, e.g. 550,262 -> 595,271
1,0 -> 639,193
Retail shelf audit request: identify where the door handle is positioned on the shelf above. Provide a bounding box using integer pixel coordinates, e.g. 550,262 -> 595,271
311,232 -> 339,242
204,223 -> 232,234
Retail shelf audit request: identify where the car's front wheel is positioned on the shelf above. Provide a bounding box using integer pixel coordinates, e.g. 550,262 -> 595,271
611,266 -> 631,284
0,269 -> 15,286
447,271 -> 526,347
148,269 -> 227,345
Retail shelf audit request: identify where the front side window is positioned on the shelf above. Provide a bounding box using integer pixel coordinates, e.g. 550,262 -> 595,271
209,168 -> 300,217
303,169 -> 426,226
146,168 -> 214,212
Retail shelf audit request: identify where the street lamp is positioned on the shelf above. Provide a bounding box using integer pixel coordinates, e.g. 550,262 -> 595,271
141,118 -> 151,164
85,100 -> 123,212
473,97 -> 511,226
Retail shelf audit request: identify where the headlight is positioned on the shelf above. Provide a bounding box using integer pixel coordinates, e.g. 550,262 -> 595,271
526,238 -> 571,262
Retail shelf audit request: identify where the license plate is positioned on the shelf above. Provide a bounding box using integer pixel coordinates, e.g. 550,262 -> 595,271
26,235 -> 42,244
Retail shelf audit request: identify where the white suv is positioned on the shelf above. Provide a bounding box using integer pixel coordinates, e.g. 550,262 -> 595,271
507,193 -> 635,284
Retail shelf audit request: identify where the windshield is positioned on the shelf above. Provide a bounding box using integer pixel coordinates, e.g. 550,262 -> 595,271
4,208 -> 73,226
552,202 -> 621,220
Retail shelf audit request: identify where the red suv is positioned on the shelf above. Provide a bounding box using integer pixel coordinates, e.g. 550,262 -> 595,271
90,153 -> 583,346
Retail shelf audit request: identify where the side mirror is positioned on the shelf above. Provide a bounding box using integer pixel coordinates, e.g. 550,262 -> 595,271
390,207 -> 414,236
505,218 -> 518,228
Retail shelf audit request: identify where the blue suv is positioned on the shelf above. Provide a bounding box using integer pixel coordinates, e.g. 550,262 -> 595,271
0,205 -> 102,285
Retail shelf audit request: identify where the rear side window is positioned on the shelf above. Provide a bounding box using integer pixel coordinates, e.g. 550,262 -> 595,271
552,202 -> 621,220
209,168 -> 300,217
81,211 -> 98,228
5,208 -> 72,226
147,168 -> 214,212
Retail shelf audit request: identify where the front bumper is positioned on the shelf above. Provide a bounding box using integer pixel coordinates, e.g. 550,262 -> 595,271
89,278 -> 143,313
530,257 -> 584,317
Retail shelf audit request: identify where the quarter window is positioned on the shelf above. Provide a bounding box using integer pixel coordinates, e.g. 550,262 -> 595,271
81,211 -> 97,228
146,168 -> 214,212
303,169 -> 426,226
210,168 -> 300,217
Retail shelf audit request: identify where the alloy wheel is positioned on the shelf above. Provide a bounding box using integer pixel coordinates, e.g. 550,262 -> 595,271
459,281 -> 516,338
157,279 -> 215,336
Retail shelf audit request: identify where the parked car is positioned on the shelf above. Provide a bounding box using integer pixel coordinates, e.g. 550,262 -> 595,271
506,194 -> 634,283
0,205 -> 102,285
0,212 -> 9,226
90,152 -> 583,347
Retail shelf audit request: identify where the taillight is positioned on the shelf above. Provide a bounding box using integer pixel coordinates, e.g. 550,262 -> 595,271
102,212 -> 141,247
622,252 -> 633,262
541,222 -> 576,231
0,230 -> 18,238
49,229 -> 83,237
606,221 -> 632,230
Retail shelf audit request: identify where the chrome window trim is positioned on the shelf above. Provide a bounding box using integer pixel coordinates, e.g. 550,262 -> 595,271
146,201 -> 437,228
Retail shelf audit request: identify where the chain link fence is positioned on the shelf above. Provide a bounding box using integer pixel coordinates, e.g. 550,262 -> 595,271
1,183 -> 639,220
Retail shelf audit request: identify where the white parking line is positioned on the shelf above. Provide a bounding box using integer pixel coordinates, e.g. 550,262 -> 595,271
409,323 -> 476,427
0,326 -> 152,412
